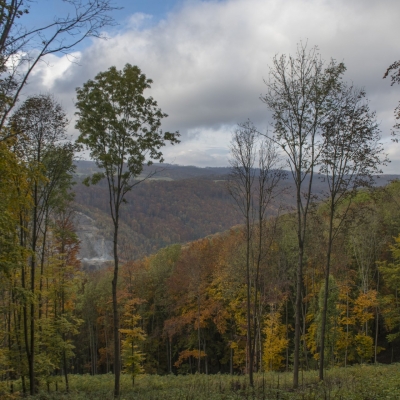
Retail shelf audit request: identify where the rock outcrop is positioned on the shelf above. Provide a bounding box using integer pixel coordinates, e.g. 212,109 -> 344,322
74,211 -> 113,270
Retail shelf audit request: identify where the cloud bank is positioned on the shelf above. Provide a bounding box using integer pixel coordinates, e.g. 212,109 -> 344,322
24,0 -> 400,170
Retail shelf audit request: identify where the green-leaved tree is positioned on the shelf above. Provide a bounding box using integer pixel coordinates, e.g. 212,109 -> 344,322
75,64 -> 179,397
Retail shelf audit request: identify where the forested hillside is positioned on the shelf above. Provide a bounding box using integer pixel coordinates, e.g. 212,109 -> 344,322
72,171 -> 284,266
52,181 -> 400,376
4,148 -> 400,392
72,161 -> 398,268
1,2 -> 400,396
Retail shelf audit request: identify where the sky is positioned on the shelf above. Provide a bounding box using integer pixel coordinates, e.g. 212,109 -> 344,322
21,0 -> 400,172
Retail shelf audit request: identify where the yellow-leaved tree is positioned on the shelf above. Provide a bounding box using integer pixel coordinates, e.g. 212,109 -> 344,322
352,290 -> 379,362
263,303 -> 288,371
379,235 -> 400,347
120,299 -> 146,386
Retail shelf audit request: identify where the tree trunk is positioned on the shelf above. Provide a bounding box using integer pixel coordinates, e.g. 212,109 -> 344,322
374,270 -> 380,364
293,157 -> 314,387
28,180 -> 38,395
302,296 -> 309,370
286,300 -> 289,372
20,217 -> 31,394
169,338 -> 172,373
318,255 -> 331,379
293,244 -> 304,388
61,279 -> 69,392
246,211 -> 254,386
319,201 -> 334,380
38,211 -> 49,321
345,288 -> 349,367
204,341 -> 208,375
166,339 -> 169,373
105,315 -> 110,373
197,294 -> 201,373
112,217 -> 121,398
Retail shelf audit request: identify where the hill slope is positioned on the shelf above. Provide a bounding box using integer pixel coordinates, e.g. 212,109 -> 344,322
72,161 -> 399,268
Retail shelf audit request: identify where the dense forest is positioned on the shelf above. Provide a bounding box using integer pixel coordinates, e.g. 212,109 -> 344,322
2,0 -> 400,398
4,168 -> 400,391
68,181 -> 400,376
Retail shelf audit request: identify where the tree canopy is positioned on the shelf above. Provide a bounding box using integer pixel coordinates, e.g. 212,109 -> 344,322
75,63 -> 179,397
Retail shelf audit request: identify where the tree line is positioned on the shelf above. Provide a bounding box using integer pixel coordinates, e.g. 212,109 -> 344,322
1,0 -> 400,397
15,180 -> 400,383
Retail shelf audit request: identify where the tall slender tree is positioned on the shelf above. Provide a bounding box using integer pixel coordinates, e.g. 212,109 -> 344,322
228,121 -> 283,385
261,44 -> 345,388
10,94 -> 75,394
317,85 -> 386,379
75,63 -> 179,397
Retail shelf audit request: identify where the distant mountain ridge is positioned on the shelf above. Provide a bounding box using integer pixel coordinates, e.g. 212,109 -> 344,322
72,161 -> 400,269
74,160 -> 400,185
73,163 -> 246,269
74,160 -> 232,181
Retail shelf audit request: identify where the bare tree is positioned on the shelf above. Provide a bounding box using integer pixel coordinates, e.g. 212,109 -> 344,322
317,85 -> 387,379
383,59 -> 400,138
261,43 -> 345,388
0,0 -> 117,134
228,121 -> 284,385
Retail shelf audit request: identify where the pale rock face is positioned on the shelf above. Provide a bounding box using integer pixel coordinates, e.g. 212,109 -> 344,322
74,211 -> 113,270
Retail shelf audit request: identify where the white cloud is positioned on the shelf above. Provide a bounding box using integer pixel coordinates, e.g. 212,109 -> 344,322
30,52 -> 82,89
22,0 -> 400,170
162,125 -> 232,166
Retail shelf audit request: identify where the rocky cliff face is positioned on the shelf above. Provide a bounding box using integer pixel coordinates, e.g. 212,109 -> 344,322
74,211 -> 113,270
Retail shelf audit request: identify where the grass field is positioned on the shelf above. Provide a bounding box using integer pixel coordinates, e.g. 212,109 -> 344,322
2,364 -> 400,399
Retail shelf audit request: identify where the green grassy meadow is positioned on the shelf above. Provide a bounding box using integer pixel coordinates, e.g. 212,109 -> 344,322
2,364 -> 400,399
